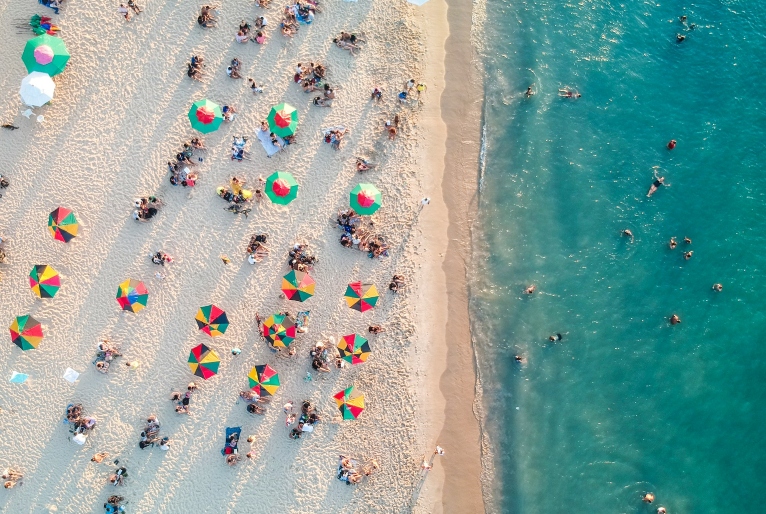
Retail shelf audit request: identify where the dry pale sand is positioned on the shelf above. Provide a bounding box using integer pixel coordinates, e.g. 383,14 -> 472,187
0,0 -> 472,512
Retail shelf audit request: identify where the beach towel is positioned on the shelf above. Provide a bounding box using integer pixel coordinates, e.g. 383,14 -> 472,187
296,311 -> 310,328
256,129 -> 283,157
9,372 -> 28,384
221,427 -> 241,455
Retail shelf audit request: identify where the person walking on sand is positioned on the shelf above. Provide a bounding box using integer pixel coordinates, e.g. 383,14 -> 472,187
128,0 -> 142,14
434,446 -> 445,456
419,197 -> 430,212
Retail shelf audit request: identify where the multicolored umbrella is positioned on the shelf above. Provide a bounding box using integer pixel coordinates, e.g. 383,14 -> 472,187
349,184 -> 382,216
116,279 -> 148,313
29,264 -> 60,299
262,314 -> 296,348
196,305 -> 229,337
266,102 -> 299,137
188,343 -> 220,379
20,71 -> 55,107
9,315 -> 43,351
48,207 -> 78,242
333,385 -> 365,420
337,334 -> 371,365
188,99 -> 223,133
21,34 -> 70,76
344,282 -> 379,312
281,270 -> 315,302
265,171 -> 299,205
247,364 -> 280,397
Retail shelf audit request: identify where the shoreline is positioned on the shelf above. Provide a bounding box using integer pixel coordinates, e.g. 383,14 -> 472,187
413,0 -> 485,512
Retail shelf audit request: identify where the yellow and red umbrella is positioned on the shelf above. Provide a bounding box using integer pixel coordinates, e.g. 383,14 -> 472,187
29,264 -> 60,299
344,282 -> 379,312
9,315 -> 43,350
337,334 -> 371,365
262,314 -> 296,347
196,304 -> 229,337
48,207 -> 78,242
333,385 -> 365,420
188,343 -> 221,379
247,364 -> 280,397
281,270 -> 315,302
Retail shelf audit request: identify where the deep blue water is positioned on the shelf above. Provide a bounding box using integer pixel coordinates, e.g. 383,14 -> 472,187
471,1 -> 766,512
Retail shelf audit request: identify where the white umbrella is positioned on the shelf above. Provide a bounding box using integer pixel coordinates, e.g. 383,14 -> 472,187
20,71 -> 55,107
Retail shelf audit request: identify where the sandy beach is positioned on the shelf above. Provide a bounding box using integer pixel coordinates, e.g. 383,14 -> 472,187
0,0 -> 483,512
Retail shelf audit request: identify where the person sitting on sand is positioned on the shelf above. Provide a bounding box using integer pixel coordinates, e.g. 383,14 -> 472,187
255,15 -> 267,29
302,80 -> 320,93
109,467 -> 128,486
389,274 -> 405,292
222,105 -> 237,122
371,87 -> 383,101
270,132 -> 282,148
254,31 -> 266,44
225,454 -> 239,466
118,4 -> 131,20
247,403 -> 265,415
313,96 -> 330,107
248,78 -> 264,93
198,5 -> 217,26
368,325 -> 385,334
356,157 -> 375,172
235,29 -> 249,43
190,137 -> 206,150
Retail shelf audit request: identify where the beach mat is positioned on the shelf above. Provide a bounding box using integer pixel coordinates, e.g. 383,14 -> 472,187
256,129 -> 283,157
221,426 -> 241,455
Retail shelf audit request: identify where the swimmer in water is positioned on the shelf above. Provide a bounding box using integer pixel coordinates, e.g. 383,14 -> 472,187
514,354 -> 527,365
676,33 -> 686,42
558,88 -> 581,98
622,229 -> 634,241
647,174 -> 665,197
670,314 -> 681,325
657,508 -> 667,514
683,237 -> 692,244
549,333 -> 563,342
684,251 -> 693,260
713,283 -> 723,292
525,85 -> 535,97
643,492 -> 655,503
524,285 -> 536,294
669,237 -> 677,249
667,139 -> 676,150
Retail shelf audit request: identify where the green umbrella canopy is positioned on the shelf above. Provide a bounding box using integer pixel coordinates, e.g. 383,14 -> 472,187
21,34 -> 70,76
349,184 -> 382,215
188,99 -> 224,134
265,171 -> 299,205
266,103 -> 299,138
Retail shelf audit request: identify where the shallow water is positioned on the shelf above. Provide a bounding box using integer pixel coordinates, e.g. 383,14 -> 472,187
471,1 -> 766,512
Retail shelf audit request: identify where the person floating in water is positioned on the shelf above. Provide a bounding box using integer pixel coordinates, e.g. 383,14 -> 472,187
647,172 -> 665,197
525,85 -> 535,97
549,333 -> 563,342
669,237 -> 677,249
622,229 -> 634,241
558,88 -> 581,99
676,33 -> 686,43
670,314 -> 681,325
712,283 -> 723,292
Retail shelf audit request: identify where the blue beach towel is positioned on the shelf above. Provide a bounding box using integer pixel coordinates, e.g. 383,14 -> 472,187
221,427 -> 241,455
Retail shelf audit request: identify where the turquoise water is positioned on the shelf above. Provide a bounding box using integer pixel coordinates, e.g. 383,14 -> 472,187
472,1 -> 766,512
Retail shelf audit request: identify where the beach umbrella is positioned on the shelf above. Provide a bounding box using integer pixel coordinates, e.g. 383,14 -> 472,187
9,315 -> 43,350
115,279 -> 148,313
48,207 -> 78,242
29,264 -> 61,299
266,102 -> 299,137
349,184 -> 382,215
337,334 -> 371,365
262,314 -> 296,348
188,343 -> 221,379
333,385 -> 365,420
344,282 -> 379,312
196,304 -> 229,337
281,270 -> 315,302
265,171 -> 299,205
188,99 -> 223,133
247,364 -> 280,397
19,72 -> 55,107
21,34 -> 70,76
